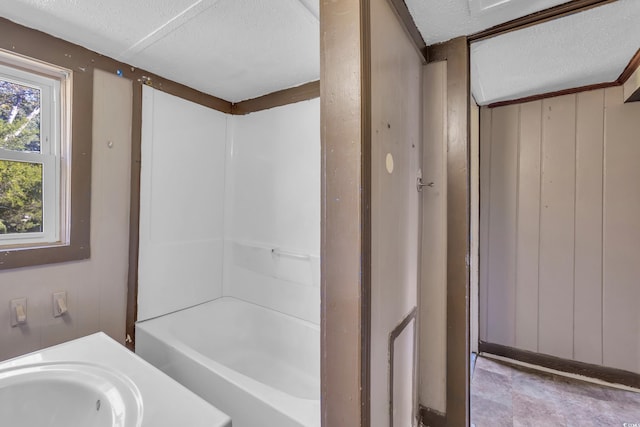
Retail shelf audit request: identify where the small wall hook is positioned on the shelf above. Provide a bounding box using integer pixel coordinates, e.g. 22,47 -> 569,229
417,177 -> 434,192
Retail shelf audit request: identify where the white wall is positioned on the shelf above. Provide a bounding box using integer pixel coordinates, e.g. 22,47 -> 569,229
223,99 -> 320,324
0,70 -> 132,361
137,86 -> 227,321
137,89 -> 320,325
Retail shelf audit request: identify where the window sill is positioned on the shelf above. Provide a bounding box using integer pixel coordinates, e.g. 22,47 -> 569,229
0,243 -> 90,270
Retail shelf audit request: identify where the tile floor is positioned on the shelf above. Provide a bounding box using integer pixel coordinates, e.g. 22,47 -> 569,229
471,356 -> 640,427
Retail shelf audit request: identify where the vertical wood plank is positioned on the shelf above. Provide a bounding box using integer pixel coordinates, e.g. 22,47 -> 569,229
604,85 -> 624,108
442,37 -> 470,427
479,106 -> 492,343
320,0 -> 369,423
538,94 -> 576,359
486,105 -> 518,346
470,99 -> 480,355
602,100 -> 640,374
429,38 -> 471,427
515,101 -> 542,352
481,86 -> 640,375
419,61 -> 447,413
573,89 -> 604,365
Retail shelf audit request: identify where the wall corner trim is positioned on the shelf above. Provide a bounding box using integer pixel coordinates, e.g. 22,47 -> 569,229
621,48 -> 640,103
468,0 -> 617,43
615,48 -> 640,84
479,341 -> 640,389
423,36 -> 471,427
419,405 -> 447,427
231,80 -> 320,115
386,0 -> 427,62
320,0 -> 371,424
388,308 -> 418,427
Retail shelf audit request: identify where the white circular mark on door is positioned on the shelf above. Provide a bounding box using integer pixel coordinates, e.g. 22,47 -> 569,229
385,153 -> 394,174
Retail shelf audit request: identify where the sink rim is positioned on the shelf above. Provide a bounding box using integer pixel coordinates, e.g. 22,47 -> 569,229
0,361 -> 143,427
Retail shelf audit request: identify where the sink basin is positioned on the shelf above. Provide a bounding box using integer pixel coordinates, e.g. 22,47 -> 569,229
0,362 -> 142,427
0,333 -> 230,427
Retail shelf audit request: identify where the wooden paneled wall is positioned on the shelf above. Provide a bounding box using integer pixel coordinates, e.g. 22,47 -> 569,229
370,0 -> 422,424
480,86 -> 640,374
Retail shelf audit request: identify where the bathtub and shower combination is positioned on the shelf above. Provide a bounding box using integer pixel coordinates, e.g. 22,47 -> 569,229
135,297 -> 320,427
137,88 -> 321,426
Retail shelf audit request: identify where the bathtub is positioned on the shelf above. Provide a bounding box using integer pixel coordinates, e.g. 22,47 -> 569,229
135,297 -> 320,427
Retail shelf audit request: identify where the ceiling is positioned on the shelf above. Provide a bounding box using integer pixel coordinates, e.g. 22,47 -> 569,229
0,0 -> 637,105
405,0 -> 640,105
470,0 -> 640,105
405,0 -> 572,45
0,0 -> 320,102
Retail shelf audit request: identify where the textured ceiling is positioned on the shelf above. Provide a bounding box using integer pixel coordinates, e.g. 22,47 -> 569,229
0,0 -> 319,102
471,0 -> 640,105
405,0 -> 572,45
1,0 -> 637,105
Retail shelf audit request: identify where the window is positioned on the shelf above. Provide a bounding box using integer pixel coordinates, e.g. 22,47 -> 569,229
0,50 -> 71,250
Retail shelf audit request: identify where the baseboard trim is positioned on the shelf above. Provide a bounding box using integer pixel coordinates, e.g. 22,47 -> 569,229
419,405 -> 446,427
479,341 -> 640,389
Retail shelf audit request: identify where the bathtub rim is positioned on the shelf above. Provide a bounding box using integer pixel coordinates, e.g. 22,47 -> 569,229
135,296 -> 320,426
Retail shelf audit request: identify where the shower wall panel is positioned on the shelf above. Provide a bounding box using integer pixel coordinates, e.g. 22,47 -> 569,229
223,99 -> 321,324
138,87 -> 227,321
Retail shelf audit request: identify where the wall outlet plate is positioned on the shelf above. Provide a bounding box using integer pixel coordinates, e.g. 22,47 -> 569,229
10,298 -> 27,327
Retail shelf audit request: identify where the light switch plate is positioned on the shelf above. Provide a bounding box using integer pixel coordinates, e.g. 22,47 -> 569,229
53,291 -> 67,317
10,298 -> 27,327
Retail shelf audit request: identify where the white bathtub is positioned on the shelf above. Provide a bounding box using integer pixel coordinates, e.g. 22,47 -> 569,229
135,297 -> 320,427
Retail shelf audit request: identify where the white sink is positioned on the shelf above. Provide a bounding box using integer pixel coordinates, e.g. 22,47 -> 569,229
0,333 -> 231,427
0,362 -> 142,427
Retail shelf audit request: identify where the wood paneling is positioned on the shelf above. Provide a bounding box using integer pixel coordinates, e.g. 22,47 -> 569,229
602,89 -> 640,374
370,0 -> 422,424
515,101 -> 542,352
479,107 -> 492,343
538,95 -> 576,359
486,105 -> 518,346
573,89 -> 604,365
480,87 -> 640,374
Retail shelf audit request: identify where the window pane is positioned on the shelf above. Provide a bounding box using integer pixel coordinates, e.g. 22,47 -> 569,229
0,160 -> 43,235
0,80 -> 41,153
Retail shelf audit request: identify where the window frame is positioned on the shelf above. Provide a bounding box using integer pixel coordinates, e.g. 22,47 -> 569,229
0,45 -> 90,270
0,58 -> 70,248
